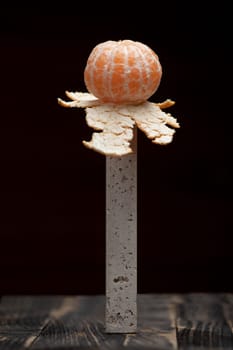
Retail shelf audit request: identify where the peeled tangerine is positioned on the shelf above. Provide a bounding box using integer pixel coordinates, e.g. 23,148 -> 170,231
84,40 -> 162,104
58,40 -> 180,156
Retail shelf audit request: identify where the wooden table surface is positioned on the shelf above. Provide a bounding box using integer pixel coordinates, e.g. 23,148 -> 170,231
0,293 -> 233,349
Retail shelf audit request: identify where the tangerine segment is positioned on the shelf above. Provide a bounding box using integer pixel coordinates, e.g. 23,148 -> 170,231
84,40 -> 162,104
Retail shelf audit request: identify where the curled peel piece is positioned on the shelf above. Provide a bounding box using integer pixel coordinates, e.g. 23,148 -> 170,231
58,91 -> 100,108
128,102 -> 180,143
58,92 -> 180,156
83,106 -> 135,156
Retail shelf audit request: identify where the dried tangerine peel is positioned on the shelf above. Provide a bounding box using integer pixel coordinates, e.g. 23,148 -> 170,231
83,106 -> 134,156
58,92 -> 180,156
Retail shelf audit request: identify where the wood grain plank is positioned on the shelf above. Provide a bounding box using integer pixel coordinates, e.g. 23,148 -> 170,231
2,294 -> 233,349
0,296 -> 65,350
176,293 -> 233,349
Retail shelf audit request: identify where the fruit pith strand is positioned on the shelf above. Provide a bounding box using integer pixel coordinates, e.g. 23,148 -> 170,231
84,40 -> 162,104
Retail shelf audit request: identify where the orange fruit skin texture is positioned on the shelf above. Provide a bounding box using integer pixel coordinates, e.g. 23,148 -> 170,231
84,40 -> 162,105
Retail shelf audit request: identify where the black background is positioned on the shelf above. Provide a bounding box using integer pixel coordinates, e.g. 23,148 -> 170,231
0,3 -> 232,295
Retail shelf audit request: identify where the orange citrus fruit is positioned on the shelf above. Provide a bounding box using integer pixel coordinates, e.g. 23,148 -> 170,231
84,40 -> 162,104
